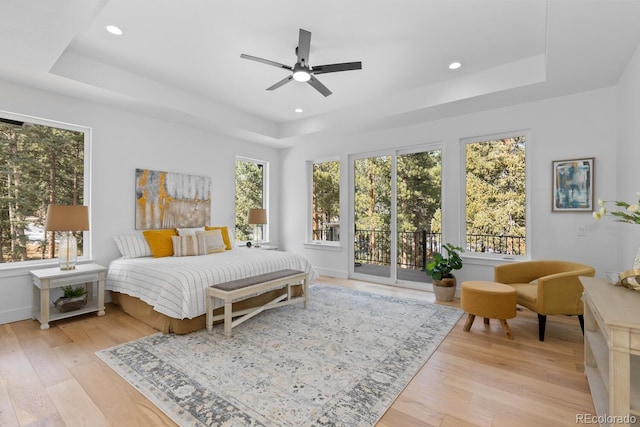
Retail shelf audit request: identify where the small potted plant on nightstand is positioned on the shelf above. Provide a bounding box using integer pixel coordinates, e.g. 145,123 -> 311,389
54,285 -> 88,312
426,243 -> 464,302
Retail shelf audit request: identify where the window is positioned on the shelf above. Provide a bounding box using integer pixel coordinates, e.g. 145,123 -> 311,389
235,157 -> 267,242
464,134 -> 527,257
309,159 -> 340,243
0,112 -> 89,265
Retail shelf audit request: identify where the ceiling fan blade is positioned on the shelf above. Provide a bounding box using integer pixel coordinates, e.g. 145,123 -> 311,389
312,62 -> 362,75
297,29 -> 311,66
307,75 -> 332,97
266,75 -> 294,91
240,54 -> 292,71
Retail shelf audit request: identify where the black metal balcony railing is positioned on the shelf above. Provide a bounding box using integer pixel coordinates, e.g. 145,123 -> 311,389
466,234 -> 526,256
354,229 -> 442,270
348,229 -> 526,270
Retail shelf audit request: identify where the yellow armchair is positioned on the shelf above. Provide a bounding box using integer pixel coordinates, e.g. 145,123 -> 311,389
494,260 -> 595,341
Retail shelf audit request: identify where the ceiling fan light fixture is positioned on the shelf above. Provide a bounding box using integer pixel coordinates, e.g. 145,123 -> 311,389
292,64 -> 311,82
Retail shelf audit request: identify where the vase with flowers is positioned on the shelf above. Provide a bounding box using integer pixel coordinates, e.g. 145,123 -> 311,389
594,192 -> 640,289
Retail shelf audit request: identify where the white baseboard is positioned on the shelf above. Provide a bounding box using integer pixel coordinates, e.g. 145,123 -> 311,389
313,267 -> 348,279
0,306 -> 32,325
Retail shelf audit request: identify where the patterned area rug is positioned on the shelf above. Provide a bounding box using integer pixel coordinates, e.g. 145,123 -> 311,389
97,284 -> 462,426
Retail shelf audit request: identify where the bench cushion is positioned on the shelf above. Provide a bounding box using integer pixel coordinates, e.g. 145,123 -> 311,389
210,269 -> 304,292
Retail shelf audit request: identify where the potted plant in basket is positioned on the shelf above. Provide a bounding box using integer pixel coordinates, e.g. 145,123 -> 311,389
426,243 -> 464,302
54,285 -> 88,313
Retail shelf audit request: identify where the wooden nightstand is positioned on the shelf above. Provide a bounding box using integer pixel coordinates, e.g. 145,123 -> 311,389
30,263 -> 108,330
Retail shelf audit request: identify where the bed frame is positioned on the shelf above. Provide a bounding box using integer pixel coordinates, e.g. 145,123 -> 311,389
110,283 -> 304,335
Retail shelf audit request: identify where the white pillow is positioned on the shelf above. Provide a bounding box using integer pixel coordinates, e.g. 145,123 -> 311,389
113,235 -> 152,258
177,227 -> 205,236
197,230 -> 226,254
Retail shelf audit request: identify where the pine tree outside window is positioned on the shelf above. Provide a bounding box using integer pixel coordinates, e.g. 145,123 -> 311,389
309,158 -> 340,244
0,112 -> 89,265
235,157 -> 267,243
463,133 -> 528,258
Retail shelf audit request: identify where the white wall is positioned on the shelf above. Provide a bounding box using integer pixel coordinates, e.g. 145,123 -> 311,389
0,80 -> 281,324
615,43 -> 640,269
280,87 -> 619,285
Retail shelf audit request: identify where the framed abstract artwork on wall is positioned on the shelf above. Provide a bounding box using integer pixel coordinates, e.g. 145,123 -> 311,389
135,168 -> 211,229
551,157 -> 594,212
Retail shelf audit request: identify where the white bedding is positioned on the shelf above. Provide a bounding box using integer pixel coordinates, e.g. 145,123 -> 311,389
106,247 -> 318,320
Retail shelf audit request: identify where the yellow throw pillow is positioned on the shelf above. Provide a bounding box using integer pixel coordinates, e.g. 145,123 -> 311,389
205,226 -> 232,250
143,229 -> 178,257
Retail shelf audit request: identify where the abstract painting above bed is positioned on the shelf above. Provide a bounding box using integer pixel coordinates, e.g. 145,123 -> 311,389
135,168 -> 211,230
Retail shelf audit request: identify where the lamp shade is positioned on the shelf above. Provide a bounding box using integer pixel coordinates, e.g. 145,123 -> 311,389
44,205 -> 90,231
247,208 -> 267,225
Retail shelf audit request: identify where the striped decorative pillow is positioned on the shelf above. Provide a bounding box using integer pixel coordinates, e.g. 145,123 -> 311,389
113,235 -> 152,258
172,235 -> 206,257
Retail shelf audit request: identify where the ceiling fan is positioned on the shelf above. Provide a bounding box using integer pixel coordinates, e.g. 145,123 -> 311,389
240,28 -> 362,97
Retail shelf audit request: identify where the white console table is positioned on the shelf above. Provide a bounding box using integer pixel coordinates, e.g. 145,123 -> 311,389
581,276 -> 640,426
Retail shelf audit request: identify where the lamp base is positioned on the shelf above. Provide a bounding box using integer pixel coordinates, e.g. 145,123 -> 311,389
58,231 -> 78,271
253,225 -> 262,248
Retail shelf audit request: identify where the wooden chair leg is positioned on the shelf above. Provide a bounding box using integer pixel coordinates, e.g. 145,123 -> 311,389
500,319 -> 513,340
538,313 -> 547,341
483,317 -> 490,325
578,314 -> 584,334
463,314 -> 476,332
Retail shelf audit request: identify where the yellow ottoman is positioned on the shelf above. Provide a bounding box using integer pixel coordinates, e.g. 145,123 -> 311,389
461,281 -> 517,340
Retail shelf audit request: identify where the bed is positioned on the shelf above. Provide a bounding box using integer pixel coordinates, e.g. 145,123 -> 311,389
106,247 -> 318,334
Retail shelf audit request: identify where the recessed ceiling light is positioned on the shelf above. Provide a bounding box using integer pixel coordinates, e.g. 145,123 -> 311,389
106,25 -> 123,36
294,108 -> 304,113
448,61 -> 462,70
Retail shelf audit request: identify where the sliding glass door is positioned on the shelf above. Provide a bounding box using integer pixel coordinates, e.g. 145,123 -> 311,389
351,147 -> 442,286
353,155 -> 392,279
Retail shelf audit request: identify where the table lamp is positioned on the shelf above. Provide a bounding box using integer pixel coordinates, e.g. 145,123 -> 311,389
44,205 -> 89,270
247,208 -> 267,248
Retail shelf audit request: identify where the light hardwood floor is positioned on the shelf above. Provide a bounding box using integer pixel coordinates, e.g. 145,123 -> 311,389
0,276 -> 595,426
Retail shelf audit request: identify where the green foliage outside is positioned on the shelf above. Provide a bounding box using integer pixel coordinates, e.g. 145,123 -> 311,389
235,160 -> 264,241
465,136 -> 526,254
312,161 -> 340,240
0,120 -> 84,263
396,151 -> 442,234
353,151 -> 442,235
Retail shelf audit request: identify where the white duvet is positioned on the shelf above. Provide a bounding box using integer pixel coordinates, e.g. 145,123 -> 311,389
106,247 -> 318,319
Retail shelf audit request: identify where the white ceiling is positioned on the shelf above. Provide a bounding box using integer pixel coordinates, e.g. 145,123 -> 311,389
1,0 -> 640,147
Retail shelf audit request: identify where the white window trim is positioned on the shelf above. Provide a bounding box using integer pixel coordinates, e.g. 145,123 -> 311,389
459,130 -> 531,261
305,156 -> 341,247
0,110 -> 92,269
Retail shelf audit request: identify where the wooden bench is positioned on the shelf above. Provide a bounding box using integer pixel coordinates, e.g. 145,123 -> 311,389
205,269 -> 309,337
